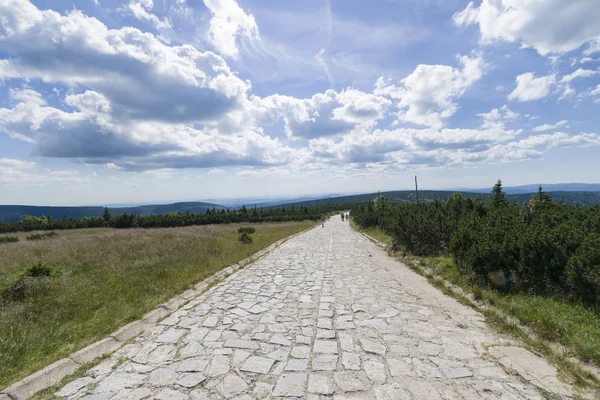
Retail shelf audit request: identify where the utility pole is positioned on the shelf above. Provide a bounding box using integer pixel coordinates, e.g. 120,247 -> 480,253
415,176 -> 420,206
377,190 -> 381,228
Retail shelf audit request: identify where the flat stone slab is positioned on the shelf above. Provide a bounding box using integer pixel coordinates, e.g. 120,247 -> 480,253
489,346 -> 573,397
240,356 -> 275,374
273,373 -> 307,397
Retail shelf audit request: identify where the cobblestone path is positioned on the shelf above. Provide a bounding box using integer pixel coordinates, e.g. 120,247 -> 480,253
56,219 -> 561,399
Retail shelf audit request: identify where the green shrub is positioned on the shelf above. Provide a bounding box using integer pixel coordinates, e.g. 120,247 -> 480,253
0,236 -> 19,243
26,232 -> 58,241
238,233 -> 253,244
566,234 -> 600,311
237,227 -> 256,234
2,263 -> 63,303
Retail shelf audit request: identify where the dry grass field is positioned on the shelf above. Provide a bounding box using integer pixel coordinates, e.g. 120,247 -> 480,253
0,221 -> 315,389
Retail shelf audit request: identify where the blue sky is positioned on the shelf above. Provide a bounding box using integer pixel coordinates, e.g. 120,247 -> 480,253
1,0 -> 600,205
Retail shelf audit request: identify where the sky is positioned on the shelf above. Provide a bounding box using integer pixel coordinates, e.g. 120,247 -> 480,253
1,0 -> 600,206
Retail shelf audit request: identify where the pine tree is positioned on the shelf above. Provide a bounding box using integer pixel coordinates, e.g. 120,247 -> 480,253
490,179 -> 508,207
102,206 -> 112,222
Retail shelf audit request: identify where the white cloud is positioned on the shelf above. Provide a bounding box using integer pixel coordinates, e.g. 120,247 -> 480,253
533,120 -> 568,132
0,89 -> 300,171
453,0 -> 600,56
477,105 -> 519,129
375,53 -> 485,129
0,159 -> 88,186
203,0 -> 259,59
258,88 -> 391,139
128,0 -> 172,30
508,72 -> 556,102
207,168 -> 225,175
560,68 -> 599,83
0,0 -> 250,125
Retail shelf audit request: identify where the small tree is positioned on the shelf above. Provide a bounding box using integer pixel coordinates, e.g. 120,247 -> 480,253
490,179 -> 508,208
102,206 -> 112,222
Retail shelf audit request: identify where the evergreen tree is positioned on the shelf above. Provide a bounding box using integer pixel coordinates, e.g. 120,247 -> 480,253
490,179 -> 508,208
102,206 -> 112,222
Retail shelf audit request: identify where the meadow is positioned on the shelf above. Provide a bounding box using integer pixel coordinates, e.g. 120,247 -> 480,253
0,221 -> 315,389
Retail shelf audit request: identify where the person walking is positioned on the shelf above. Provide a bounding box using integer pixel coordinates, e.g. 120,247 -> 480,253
321,215 -> 325,228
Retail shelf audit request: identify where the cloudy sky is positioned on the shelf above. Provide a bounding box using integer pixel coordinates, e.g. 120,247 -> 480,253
1,0 -> 600,205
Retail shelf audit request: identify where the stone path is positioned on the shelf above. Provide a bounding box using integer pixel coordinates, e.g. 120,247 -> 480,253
54,218 -> 571,399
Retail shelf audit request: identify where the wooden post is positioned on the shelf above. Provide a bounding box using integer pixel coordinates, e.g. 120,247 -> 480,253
415,176 -> 420,206
377,190 -> 381,228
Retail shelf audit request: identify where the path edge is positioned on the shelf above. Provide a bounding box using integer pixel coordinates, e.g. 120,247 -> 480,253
0,224 -> 316,400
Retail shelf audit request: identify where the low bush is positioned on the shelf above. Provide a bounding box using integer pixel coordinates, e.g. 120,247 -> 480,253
238,233 -> 253,244
26,232 -> 58,241
0,236 -> 19,244
2,263 -> 63,303
237,227 -> 256,234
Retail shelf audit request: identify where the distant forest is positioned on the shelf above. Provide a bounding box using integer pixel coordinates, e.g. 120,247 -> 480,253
269,190 -> 600,209
2,189 -> 600,223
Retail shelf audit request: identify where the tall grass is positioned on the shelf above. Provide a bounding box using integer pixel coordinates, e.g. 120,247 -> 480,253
0,222 -> 314,389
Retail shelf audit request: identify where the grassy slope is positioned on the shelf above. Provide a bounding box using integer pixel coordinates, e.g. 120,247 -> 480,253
355,227 -> 600,386
0,221 -> 315,389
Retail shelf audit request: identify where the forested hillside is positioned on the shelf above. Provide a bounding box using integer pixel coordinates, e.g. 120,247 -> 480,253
276,189 -> 600,208
0,202 -> 225,222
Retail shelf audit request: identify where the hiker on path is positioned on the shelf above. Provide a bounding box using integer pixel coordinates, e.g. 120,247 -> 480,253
321,215 -> 325,228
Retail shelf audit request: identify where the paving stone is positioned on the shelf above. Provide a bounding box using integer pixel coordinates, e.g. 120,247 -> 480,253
360,339 -> 386,356
341,352 -> 361,370
387,358 -> 413,377
270,333 -> 292,346
285,358 -> 309,371
153,388 -> 188,400
176,373 -> 206,388
364,360 -> 386,384
273,373 -> 307,397
217,374 -> 248,398
333,371 -> 368,392
313,340 -> 338,354
290,346 -> 311,359
208,355 -> 230,376
177,358 -> 209,373
224,339 -> 258,350
148,367 -> 178,386
312,355 -> 338,371
240,356 -> 275,374
374,383 -> 412,400
308,374 -> 334,395
316,329 -> 335,339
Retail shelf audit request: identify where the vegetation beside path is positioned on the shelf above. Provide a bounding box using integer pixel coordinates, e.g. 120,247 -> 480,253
0,221 -> 315,390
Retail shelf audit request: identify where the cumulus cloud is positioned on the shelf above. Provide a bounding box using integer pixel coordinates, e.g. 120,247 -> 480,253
203,0 -> 259,59
375,53 -> 485,129
533,120 -> 568,132
477,105 -> 519,129
128,0 -> 172,30
453,0 -> 600,56
0,0 -> 250,124
258,89 -> 391,139
508,73 -> 556,102
0,88 -> 300,170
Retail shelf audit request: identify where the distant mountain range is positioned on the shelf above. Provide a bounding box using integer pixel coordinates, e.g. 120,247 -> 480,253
0,202 -> 225,223
2,184 -> 600,222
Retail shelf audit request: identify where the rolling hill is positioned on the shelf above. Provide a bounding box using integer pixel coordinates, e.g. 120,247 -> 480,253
0,202 -> 226,222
